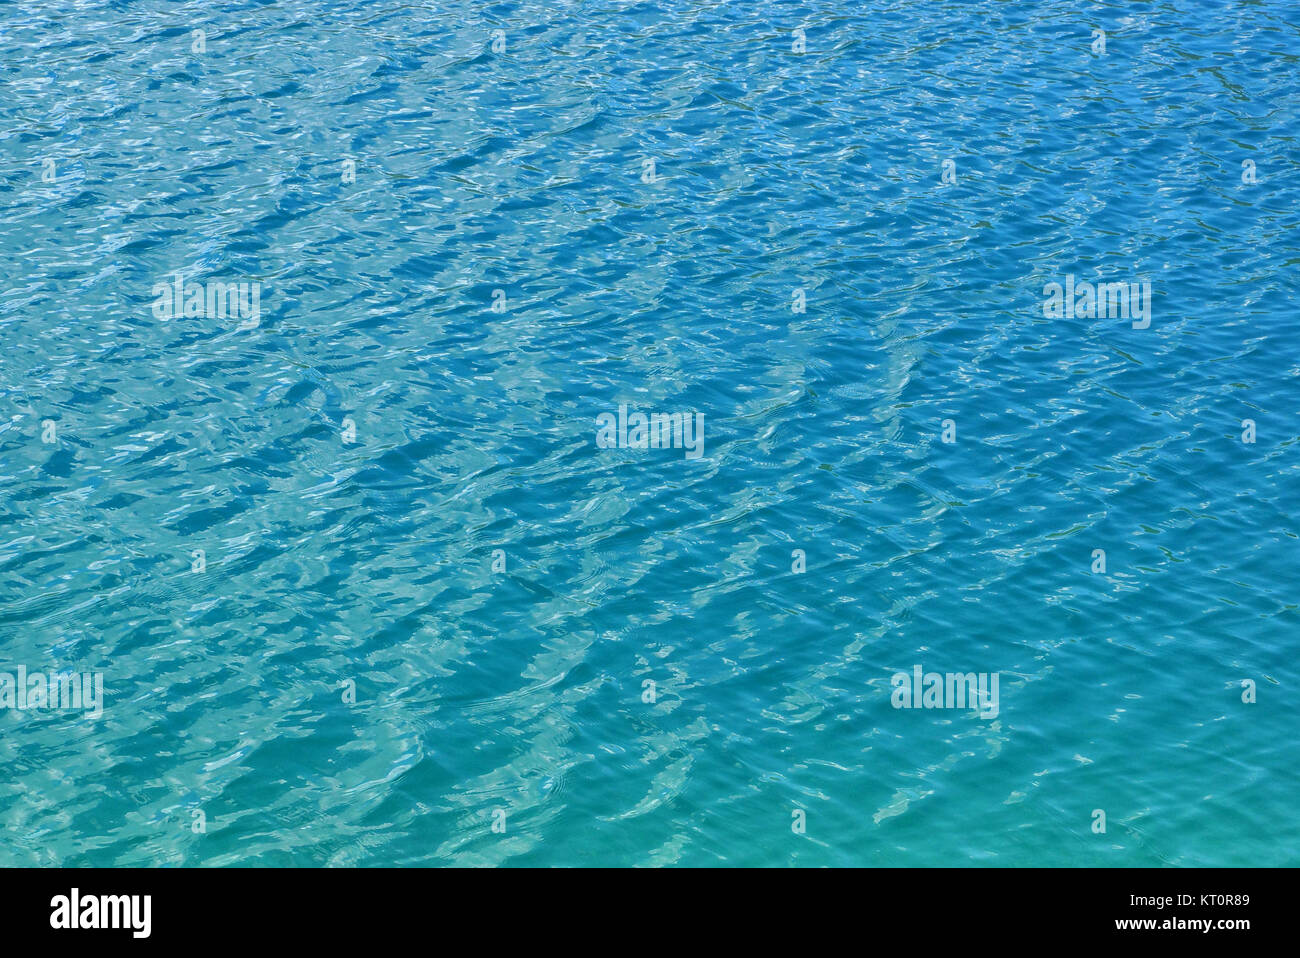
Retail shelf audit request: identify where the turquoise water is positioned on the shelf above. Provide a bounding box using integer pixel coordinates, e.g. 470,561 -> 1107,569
1,0 -> 1298,867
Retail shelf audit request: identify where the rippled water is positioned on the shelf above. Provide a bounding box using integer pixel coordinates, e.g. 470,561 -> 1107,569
1,0 -> 1298,867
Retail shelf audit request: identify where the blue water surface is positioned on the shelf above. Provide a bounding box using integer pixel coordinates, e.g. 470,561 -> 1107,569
1,0 -> 1298,866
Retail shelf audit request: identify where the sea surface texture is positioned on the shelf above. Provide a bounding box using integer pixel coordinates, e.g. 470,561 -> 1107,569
1,0 -> 1297,867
